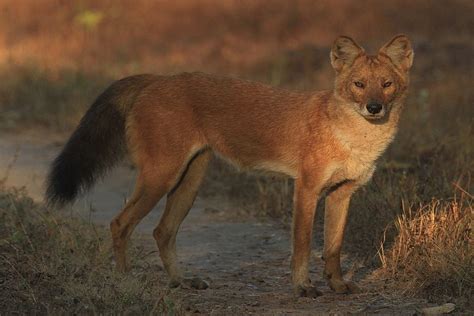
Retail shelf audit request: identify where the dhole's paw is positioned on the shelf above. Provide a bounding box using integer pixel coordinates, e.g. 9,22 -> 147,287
327,279 -> 361,294
168,278 -> 182,289
182,277 -> 210,290
115,262 -> 130,273
294,285 -> 323,298
168,277 -> 209,290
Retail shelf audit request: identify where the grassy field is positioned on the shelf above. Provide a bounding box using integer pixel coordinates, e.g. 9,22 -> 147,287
0,0 -> 472,311
0,186 -> 181,314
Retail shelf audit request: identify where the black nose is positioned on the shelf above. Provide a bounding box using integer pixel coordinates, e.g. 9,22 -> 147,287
366,102 -> 383,114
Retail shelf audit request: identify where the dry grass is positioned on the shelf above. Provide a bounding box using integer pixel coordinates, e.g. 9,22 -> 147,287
378,192 -> 473,308
0,187 -> 180,314
0,64 -> 109,131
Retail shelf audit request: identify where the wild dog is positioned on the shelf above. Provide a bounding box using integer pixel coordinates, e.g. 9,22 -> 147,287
46,35 -> 414,297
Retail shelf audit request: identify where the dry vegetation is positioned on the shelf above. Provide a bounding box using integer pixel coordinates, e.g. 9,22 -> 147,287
0,186 -> 180,314
379,194 -> 473,307
0,0 -> 472,311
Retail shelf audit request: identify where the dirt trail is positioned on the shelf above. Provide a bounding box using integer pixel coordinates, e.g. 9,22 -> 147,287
0,131 -> 427,314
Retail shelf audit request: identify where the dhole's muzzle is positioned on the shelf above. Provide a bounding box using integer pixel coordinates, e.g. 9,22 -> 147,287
362,100 -> 386,120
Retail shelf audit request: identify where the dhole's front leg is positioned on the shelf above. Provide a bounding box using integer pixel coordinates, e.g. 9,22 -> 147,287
323,182 -> 361,294
291,177 -> 322,298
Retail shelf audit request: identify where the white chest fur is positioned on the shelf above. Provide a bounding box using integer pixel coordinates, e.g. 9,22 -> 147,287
329,119 -> 398,185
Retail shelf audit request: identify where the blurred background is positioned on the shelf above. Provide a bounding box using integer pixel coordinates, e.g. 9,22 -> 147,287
0,0 -> 472,311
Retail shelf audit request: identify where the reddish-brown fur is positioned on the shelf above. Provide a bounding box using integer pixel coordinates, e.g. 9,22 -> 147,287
107,35 -> 414,296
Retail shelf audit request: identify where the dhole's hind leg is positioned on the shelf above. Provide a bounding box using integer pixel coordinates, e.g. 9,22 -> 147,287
110,166 -> 180,272
153,150 -> 211,289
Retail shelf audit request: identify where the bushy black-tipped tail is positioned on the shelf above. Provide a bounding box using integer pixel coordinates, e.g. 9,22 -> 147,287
46,75 -> 155,206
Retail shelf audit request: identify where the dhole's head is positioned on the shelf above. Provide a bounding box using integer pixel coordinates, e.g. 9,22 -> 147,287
330,35 -> 414,121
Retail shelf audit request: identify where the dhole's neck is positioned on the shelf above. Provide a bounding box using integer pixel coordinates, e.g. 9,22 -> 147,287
325,92 -> 403,160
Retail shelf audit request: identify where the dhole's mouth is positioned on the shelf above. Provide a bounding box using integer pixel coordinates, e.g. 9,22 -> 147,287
363,112 -> 386,120
356,103 -> 387,121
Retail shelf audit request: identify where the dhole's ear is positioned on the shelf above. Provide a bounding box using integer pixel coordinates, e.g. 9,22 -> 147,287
379,34 -> 414,71
330,36 -> 365,72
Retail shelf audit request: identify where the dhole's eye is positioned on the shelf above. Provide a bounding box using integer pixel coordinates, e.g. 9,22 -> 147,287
383,81 -> 392,88
354,81 -> 365,88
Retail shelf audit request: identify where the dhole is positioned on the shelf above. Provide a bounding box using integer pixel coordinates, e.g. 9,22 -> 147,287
46,35 -> 414,297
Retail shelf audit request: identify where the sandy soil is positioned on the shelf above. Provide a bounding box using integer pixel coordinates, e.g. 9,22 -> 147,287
0,130 -> 429,314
